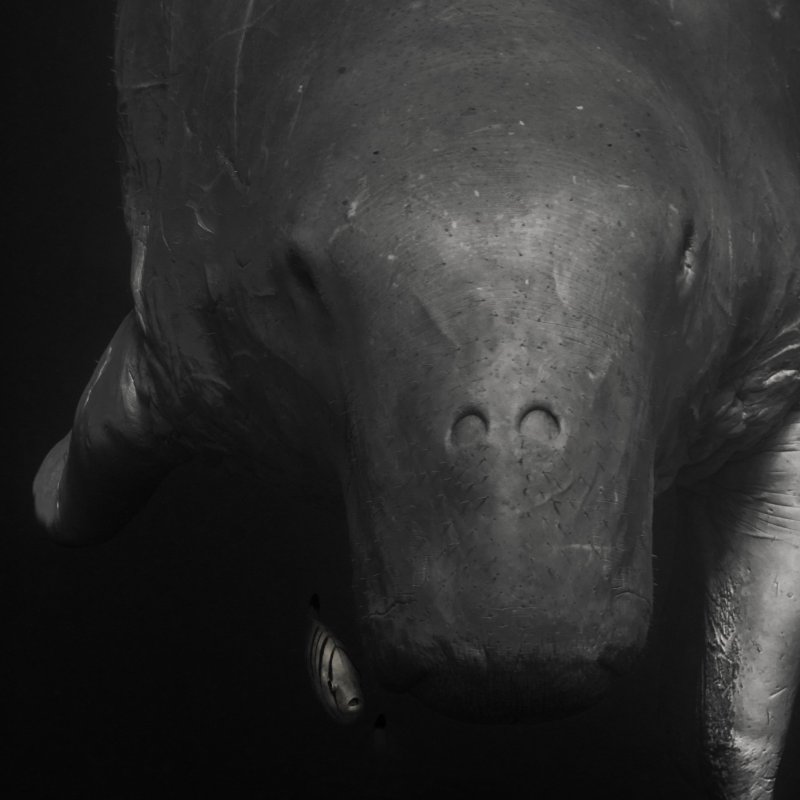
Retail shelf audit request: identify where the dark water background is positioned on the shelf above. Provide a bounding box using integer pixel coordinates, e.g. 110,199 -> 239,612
4,4 -> 799,797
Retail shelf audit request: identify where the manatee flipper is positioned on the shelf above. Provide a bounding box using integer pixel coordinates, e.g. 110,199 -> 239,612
33,312 -> 185,544
689,410 -> 800,799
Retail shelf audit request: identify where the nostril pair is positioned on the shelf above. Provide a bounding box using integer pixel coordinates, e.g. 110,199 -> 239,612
450,405 -> 560,446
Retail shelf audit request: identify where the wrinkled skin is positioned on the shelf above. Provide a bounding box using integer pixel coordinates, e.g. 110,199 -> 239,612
32,2 -> 800,797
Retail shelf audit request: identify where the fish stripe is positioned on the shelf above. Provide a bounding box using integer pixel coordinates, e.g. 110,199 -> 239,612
328,644 -> 337,690
308,624 -> 323,679
328,644 -> 343,708
311,627 -> 322,683
318,634 -> 331,691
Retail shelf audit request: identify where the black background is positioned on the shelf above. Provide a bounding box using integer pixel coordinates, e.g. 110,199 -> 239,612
4,4 -> 799,798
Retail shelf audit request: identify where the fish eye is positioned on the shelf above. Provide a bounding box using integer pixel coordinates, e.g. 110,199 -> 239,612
348,697 -> 361,707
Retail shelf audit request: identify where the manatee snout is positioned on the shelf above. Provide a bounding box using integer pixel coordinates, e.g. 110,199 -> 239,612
279,98 -> 680,721
340,331 -> 655,721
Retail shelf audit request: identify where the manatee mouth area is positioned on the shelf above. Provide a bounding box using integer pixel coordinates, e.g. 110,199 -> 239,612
348,483 -> 655,723
373,641 -> 644,724
360,586 -> 652,723
350,485 -> 655,723
409,656 -> 634,723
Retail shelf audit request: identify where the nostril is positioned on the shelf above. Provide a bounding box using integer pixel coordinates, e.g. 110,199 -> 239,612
450,408 -> 489,447
518,405 -> 560,442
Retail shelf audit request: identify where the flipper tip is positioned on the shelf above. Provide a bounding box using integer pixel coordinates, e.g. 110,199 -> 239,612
32,432 -> 70,532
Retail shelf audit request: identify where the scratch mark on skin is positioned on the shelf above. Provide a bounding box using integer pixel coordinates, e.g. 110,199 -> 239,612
158,211 -> 172,253
742,525 -> 800,544
233,0 -> 256,157
467,124 -> 505,136
215,148 -> 247,193
327,224 -> 351,246
288,78 -> 310,141
131,217 -> 150,333
125,80 -> 168,91
562,543 -> 613,556
611,589 -> 652,612
186,201 -> 216,234
367,596 -> 415,618
346,184 -> 370,220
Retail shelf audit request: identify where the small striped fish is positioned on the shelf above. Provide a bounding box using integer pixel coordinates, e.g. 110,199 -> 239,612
306,594 -> 364,724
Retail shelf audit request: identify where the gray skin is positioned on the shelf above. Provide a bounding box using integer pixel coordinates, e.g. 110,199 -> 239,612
32,1 -> 800,797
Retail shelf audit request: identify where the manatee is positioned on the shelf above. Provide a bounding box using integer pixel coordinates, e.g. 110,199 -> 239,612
33,2 -> 800,796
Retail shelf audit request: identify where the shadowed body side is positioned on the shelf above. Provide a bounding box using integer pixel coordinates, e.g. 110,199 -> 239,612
32,2 -> 800,797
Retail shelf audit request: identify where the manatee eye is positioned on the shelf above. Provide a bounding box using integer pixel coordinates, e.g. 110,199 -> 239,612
282,244 -> 333,326
286,245 -> 319,295
348,697 -> 361,708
